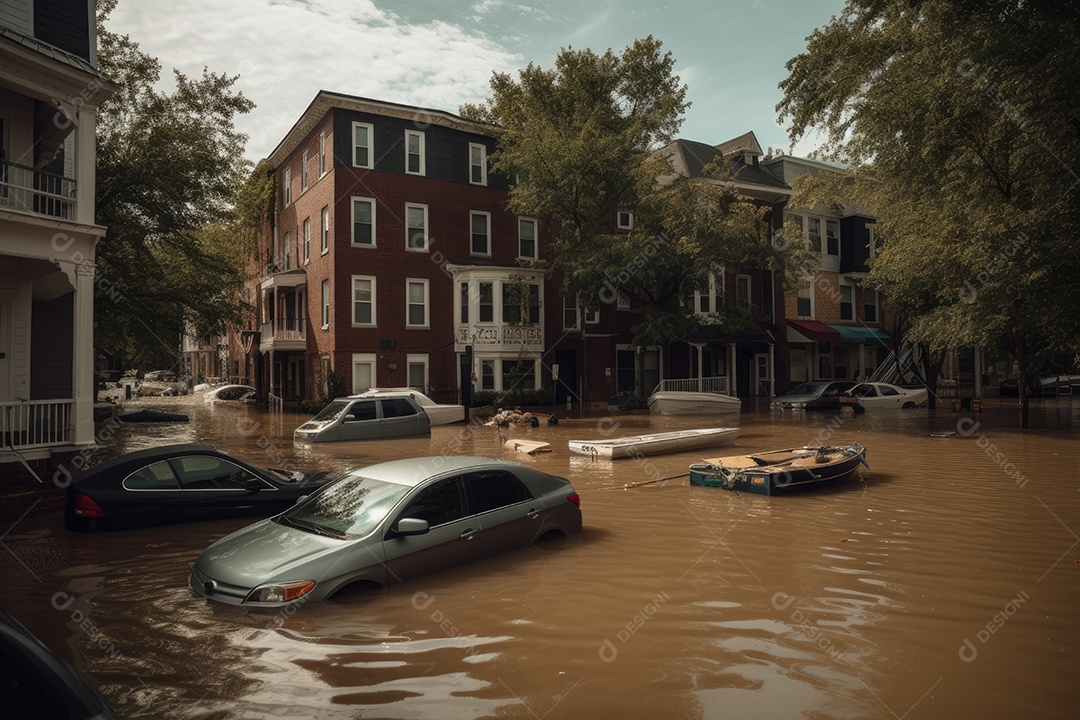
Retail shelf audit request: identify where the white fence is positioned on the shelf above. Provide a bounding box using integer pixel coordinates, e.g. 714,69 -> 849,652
0,399 -> 74,450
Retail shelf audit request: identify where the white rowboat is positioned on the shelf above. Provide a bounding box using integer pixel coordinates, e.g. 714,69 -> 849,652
568,427 -> 739,459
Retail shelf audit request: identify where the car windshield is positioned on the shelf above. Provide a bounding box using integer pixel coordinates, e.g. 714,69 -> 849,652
279,474 -> 410,538
311,400 -> 350,423
787,382 -> 827,396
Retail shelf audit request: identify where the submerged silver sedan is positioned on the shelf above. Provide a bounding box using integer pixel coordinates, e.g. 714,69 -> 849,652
189,457 -> 582,607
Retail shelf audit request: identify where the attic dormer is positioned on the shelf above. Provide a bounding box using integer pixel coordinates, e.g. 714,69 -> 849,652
715,131 -> 763,166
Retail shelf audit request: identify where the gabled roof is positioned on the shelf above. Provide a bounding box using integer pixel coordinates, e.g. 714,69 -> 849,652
715,130 -> 763,159
659,138 -> 793,199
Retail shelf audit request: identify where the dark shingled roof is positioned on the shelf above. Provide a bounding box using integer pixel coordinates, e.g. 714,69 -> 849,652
661,139 -> 791,190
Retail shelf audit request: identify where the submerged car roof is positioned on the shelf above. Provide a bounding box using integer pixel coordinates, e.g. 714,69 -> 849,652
353,456 -> 511,487
73,443 -> 224,480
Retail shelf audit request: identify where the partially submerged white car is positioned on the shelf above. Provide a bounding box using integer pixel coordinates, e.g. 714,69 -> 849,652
294,393 -> 431,443
845,382 -> 928,409
352,388 -> 464,425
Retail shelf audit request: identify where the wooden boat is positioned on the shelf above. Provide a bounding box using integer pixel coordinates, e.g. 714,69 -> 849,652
569,427 -> 739,459
690,442 -> 867,495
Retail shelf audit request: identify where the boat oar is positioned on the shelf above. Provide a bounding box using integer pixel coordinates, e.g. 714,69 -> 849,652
624,472 -> 689,489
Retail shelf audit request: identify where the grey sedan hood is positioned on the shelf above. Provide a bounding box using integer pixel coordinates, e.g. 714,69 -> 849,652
196,518 -> 346,586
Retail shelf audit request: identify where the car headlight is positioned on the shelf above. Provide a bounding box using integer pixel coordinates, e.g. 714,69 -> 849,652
245,580 -> 316,604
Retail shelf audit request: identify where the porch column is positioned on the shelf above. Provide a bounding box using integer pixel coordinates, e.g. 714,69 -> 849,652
689,342 -> 706,391
857,344 -> 865,380
75,107 -> 97,226
72,261 -> 95,446
768,343 -> 775,397
727,343 -> 736,397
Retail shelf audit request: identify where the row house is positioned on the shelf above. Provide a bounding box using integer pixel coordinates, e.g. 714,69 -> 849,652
236,91 -> 562,405
0,0 -> 115,495
761,154 -> 891,386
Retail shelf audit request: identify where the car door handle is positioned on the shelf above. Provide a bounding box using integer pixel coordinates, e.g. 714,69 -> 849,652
526,508 -> 539,519
460,528 -> 478,540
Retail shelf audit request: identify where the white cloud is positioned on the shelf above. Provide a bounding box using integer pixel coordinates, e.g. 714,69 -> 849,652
108,0 -> 524,160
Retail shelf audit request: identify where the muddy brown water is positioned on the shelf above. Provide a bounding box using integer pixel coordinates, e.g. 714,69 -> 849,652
4,396 -> 1080,719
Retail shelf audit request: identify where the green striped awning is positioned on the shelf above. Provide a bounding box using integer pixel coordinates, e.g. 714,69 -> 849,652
827,324 -> 892,344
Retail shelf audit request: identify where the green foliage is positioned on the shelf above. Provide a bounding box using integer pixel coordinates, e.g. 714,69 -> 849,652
94,0 -> 255,370
466,37 -> 804,347
778,0 -> 1080,407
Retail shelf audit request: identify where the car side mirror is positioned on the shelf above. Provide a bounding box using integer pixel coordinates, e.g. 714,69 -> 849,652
393,517 -> 430,537
343,414 -> 356,422
243,477 -> 264,493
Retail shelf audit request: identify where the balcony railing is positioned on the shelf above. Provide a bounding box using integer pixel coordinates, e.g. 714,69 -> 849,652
0,399 -> 74,450
261,317 -> 306,343
0,161 -> 77,221
653,376 -> 729,394
457,325 -> 543,348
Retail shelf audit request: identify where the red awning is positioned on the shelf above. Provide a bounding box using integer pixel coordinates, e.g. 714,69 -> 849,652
786,320 -> 842,344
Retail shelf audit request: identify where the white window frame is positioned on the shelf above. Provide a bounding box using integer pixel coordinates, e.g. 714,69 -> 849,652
807,216 -> 822,253
351,196 -> 376,247
584,308 -> 600,324
352,121 -> 373,169
283,167 -> 291,205
283,231 -> 291,270
480,358 -> 496,391
470,211 -> 491,256
688,271 -> 723,314
469,142 -> 487,185
405,278 -> 429,329
321,206 -> 330,254
321,279 -> 330,330
518,217 -> 538,259
352,353 -> 376,394
736,274 -> 751,305
319,132 -> 327,176
839,283 -> 854,321
351,275 -> 377,328
617,211 -> 634,230
405,203 -> 429,252
864,286 -> 879,323
407,353 -> 429,390
478,281 -> 495,324
405,129 -> 425,175
826,219 -> 840,256
301,150 -> 308,192
303,218 -> 310,264
563,295 -> 580,331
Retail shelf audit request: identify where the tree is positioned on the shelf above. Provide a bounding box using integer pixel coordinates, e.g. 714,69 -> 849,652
778,0 -> 1080,427
463,37 -> 806,349
94,0 -> 255,371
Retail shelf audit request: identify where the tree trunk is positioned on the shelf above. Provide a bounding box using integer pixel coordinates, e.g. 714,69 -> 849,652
1014,329 -> 1029,429
919,344 -> 947,410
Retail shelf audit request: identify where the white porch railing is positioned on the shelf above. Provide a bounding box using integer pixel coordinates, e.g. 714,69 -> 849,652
0,399 -> 74,450
653,376 -> 729,394
262,318 -> 306,343
0,161 -> 77,221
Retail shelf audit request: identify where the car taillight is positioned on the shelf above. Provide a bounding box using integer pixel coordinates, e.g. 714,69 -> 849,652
567,493 -> 580,508
74,492 -> 105,518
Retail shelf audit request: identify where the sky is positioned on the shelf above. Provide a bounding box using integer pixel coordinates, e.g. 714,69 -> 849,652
106,0 -> 847,162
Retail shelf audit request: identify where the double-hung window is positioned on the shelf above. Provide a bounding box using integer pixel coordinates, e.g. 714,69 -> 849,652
826,220 -> 839,255
406,203 -> 428,251
320,206 -> 330,254
352,276 -> 376,327
320,279 -> 330,329
470,211 -> 490,255
319,132 -> 327,176
302,219 -> 310,263
283,167 -> 291,205
301,151 -> 308,192
469,143 -> 487,185
352,122 -> 373,168
352,197 -> 375,247
840,285 -> 853,321
518,218 -> 537,259
406,279 -> 429,328
405,130 -> 425,175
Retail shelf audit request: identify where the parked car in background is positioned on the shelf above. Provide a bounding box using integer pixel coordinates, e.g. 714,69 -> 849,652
189,456 -> 582,607
143,369 -> 176,382
353,387 -> 465,425
0,607 -> 119,719
65,444 -> 331,531
293,393 -> 431,443
845,382 -> 928,409
772,381 -> 858,409
1000,375 -> 1080,397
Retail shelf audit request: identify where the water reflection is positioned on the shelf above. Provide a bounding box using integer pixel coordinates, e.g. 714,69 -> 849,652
5,395 -> 1080,718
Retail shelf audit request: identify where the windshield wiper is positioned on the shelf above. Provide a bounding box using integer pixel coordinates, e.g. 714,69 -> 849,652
281,516 -> 346,539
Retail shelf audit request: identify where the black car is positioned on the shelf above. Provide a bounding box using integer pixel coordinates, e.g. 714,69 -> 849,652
65,443 -> 331,531
0,606 -> 119,719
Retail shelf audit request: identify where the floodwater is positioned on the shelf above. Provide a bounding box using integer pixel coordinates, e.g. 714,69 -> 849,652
4,395 -> 1080,719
